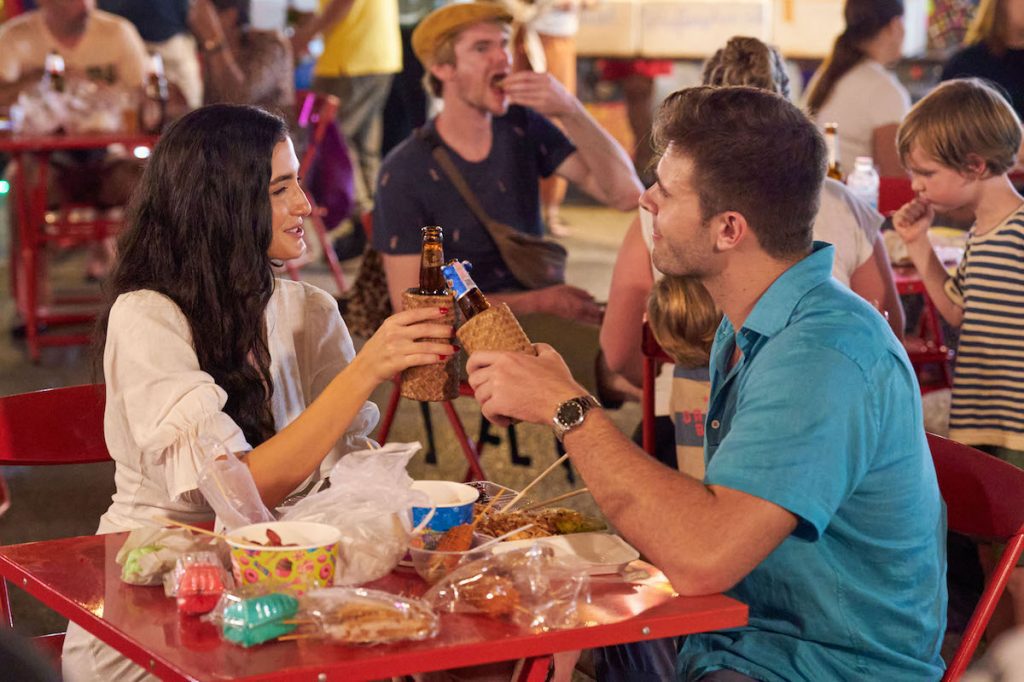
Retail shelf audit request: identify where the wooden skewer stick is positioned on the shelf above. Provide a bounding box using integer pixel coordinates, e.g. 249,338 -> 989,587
276,633 -> 318,642
470,492 -> 504,529
503,453 -> 569,512
150,515 -> 228,541
517,488 -> 590,513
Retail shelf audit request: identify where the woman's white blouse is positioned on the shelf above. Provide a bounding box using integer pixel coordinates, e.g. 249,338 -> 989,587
98,278 -> 379,533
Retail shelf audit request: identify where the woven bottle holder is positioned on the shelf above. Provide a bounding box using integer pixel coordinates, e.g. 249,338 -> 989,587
456,303 -> 536,356
400,290 -> 459,401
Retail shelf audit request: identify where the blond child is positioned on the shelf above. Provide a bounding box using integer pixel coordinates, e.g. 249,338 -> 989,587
645,275 -> 721,479
893,76 -> 1024,634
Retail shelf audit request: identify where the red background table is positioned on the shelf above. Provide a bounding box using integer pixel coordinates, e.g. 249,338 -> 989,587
0,132 -> 157,361
0,532 -> 747,681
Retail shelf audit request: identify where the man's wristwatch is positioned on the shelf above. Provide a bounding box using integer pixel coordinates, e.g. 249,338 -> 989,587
552,395 -> 601,442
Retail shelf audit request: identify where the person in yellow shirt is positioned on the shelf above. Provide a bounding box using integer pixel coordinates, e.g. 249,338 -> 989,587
293,0 -> 401,225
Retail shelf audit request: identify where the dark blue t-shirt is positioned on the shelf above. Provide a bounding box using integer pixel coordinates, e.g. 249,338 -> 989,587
372,105 -> 575,292
941,43 -> 1024,121
99,0 -> 189,43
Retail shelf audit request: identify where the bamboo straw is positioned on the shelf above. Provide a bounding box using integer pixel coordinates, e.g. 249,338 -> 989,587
502,453 -> 569,512
517,488 -> 590,513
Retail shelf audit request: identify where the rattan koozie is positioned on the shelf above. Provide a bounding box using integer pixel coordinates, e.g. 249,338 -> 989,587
400,290 -> 459,401
456,303 -> 536,356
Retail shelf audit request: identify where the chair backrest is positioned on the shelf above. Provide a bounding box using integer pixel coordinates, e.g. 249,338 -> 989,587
0,385 -> 110,465
878,176 -> 915,216
295,89 -> 341,181
927,432 -> 1024,680
640,321 -> 672,454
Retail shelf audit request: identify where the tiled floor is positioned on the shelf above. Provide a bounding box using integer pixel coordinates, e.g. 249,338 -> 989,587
0,203 -> 639,637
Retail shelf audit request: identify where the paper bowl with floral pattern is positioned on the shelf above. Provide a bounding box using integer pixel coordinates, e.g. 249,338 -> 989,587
225,521 -> 341,595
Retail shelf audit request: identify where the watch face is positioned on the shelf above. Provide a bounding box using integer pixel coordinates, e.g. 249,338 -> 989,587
557,400 -> 584,427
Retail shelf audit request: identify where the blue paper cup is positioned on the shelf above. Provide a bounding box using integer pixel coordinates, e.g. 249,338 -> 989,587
410,480 -> 478,532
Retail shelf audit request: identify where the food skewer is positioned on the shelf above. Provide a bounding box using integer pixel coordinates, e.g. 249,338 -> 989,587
517,488 -> 590,513
150,515 -> 228,541
502,453 -> 569,512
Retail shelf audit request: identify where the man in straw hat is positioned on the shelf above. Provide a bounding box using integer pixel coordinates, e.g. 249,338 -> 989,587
468,86 -> 947,681
372,0 -> 642,329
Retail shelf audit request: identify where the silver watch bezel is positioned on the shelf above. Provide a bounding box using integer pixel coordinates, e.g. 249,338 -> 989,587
552,395 -> 600,442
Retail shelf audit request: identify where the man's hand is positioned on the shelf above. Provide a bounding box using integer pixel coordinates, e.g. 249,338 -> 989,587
892,198 -> 934,246
467,343 -> 588,427
531,284 -> 603,324
503,71 -> 577,118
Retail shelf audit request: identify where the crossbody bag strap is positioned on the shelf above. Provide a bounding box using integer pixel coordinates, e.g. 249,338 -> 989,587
416,126 -> 508,238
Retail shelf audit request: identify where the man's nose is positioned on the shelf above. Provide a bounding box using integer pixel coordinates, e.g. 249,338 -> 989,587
639,186 -> 657,214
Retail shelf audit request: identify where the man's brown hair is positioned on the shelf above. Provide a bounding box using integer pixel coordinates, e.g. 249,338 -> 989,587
422,33 -> 458,98
897,78 -> 1022,176
653,86 -> 826,259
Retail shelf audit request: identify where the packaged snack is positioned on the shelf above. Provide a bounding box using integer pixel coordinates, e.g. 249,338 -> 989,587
304,587 -> 439,645
424,545 -> 590,631
216,592 -> 300,648
166,552 -> 231,615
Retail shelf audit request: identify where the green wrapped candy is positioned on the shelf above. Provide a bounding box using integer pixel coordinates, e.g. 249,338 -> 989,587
221,593 -> 299,648
121,545 -> 161,584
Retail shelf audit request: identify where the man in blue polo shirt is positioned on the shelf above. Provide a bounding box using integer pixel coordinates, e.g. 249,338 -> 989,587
466,85 -> 947,681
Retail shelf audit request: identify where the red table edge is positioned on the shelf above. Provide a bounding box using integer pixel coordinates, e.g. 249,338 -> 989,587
0,133 -> 159,153
0,546 -> 747,681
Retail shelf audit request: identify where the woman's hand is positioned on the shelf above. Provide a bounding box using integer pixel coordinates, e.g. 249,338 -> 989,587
188,0 -> 225,45
893,198 -> 934,245
353,307 -> 455,385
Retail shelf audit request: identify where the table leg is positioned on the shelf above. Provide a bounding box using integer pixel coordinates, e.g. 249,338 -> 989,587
512,655 -> 552,682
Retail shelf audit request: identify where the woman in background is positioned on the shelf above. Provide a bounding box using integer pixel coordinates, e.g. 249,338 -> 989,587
804,0 -> 910,176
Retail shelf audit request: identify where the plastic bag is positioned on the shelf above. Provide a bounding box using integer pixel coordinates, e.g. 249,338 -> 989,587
117,527 -> 219,586
424,544 -> 590,631
164,551 -> 232,615
207,591 -> 300,647
303,587 -> 438,644
196,437 -> 275,531
279,442 -> 430,585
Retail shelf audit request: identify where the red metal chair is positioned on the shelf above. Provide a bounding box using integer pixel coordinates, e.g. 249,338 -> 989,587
0,384 -> 110,665
284,90 -> 348,295
878,175 -> 915,216
927,433 -> 1024,680
641,321 -> 672,455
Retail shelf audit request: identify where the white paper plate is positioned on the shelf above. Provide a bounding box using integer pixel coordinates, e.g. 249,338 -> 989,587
487,533 -> 639,575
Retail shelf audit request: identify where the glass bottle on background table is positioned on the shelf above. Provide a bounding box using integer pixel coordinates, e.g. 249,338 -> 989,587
847,156 -> 880,212
442,260 -> 490,321
418,225 -> 449,295
825,122 -> 843,181
43,50 -> 66,94
139,53 -> 169,134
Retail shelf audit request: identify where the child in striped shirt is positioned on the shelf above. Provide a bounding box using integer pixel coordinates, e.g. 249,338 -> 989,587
894,77 -> 1024,634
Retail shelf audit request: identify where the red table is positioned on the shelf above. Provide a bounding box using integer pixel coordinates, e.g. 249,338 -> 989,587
0,132 -> 157,361
0,533 -> 747,681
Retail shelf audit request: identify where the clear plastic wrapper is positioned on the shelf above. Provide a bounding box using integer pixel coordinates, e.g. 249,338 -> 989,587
423,544 -> 590,631
279,442 -> 430,585
164,551 -> 232,616
13,79 -> 130,135
117,527 -> 220,586
303,587 -> 439,645
208,591 -> 300,648
196,437 -> 275,531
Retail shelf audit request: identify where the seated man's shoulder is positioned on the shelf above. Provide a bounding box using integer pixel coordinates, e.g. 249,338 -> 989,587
773,286 -> 906,376
0,11 -> 39,42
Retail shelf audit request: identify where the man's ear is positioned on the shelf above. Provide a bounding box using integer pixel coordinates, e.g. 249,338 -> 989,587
713,211 -> 751,252
430,62 -> 454,85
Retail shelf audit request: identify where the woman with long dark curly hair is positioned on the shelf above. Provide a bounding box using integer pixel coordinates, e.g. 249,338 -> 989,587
62,104 -> 454,681
803,0 -> 910,176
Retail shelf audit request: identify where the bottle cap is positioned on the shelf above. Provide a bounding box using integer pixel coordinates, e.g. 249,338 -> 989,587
854,156 -> 874,166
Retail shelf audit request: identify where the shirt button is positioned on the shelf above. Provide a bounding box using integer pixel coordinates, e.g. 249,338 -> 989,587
710,419 -> 721,429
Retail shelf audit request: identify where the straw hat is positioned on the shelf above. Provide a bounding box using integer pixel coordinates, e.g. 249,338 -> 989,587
411,2 -> 513,67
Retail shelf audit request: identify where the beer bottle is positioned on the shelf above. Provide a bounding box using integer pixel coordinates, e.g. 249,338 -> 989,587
824,122 -> 843,181
418,226 -> 448,295
139,53 -> 169,134
43,50 -> 66,94
442,260 -> 490,321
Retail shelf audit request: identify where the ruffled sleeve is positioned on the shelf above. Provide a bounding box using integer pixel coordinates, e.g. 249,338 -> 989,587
105,291 -> 252,504
300,284 -> 380,473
